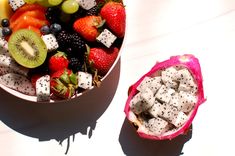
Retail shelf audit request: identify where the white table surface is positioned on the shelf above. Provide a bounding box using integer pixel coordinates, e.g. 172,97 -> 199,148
1,0 -> 235,155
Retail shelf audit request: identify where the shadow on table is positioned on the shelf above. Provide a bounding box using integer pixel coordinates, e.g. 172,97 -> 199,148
0,59 -> 121,153
119,119 -> 192,156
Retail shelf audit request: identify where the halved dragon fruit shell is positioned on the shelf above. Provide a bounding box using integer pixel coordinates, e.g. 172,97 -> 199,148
124,54 -> 206,140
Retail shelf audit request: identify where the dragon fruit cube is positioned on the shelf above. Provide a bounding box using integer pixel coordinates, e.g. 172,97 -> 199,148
78,71 -> 93,89
0,38 -> 9,55
9,0 -> 25,11
172,111 -> 188,127
96,29 -> 117,48
36,75 -> 50,101
155,85 -> 175,103
41,34 -> 59,52
146,117 -> 169,136
77,0 -> 96,10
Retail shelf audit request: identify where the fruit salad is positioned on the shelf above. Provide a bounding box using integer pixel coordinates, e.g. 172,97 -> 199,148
0,0 -> 126,102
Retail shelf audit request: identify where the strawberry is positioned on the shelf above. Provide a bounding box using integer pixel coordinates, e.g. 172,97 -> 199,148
31,74 -> 43,89
50,69 -> 78,99
73,16 -> 103,42
100,2 -> 126,38
49,51 -> 69,74
88,47 -> 119,75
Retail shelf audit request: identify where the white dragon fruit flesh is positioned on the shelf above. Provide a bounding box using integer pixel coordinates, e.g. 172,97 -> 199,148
0,73 -> 35,95
124,54 -> 206,140
36,75 -> 50,102
41,34 -> 59,52
0,54 -> 29,76
96,29 -> 117,48
77,71 -> 93,89
8,0 -> 25,11
0,38 -> 9,55
76,0 -> 96,10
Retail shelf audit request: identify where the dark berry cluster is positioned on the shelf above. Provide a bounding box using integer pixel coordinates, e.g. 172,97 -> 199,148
68,57 -> 83,73
56,30 -> 86,58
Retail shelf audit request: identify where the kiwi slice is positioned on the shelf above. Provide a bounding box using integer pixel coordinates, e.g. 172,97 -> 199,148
8,29 -> 47,68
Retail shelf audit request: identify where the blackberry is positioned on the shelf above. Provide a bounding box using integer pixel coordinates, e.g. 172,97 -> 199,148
71,33 -> 86,52
68,57 -> 83,73
56,30 -> 72,50
86,6 -> 99,16
45,7 -> 61,24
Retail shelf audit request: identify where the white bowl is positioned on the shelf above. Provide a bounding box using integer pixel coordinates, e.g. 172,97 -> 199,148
0,1 -> 126,103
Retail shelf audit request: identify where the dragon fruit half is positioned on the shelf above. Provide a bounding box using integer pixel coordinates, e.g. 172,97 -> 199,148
124,54 -> 206,140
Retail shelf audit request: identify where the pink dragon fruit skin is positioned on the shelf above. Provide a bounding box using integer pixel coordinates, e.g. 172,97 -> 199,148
124,54 -> 206,140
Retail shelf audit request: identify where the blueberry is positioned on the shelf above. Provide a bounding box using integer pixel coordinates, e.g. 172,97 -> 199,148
50,23 -> 62,34
2,27 -> 12,36
40,25 -> 50,35
1,18 -> 10,27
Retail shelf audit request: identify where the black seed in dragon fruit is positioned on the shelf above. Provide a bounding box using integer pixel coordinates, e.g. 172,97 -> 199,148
125,54 -> 206,140
0,73 -> 35,95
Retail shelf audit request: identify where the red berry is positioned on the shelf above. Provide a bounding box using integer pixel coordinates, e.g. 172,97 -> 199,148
73,16 -> 103,42
88,47 -> 119,75
50,69 -> 77,99
49,52 -> 69,74
100,2 -> 126,38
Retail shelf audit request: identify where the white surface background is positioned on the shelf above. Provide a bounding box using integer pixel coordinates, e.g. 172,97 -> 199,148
1,0 -> 235,155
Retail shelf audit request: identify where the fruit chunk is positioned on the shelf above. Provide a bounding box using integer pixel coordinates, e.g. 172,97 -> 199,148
77,71 -> 93,89
50,68 -> 78,99
36,75 -> 50,101
125,54 -> 206,140
48,51 -> 69,73
8,29 -> 47,68
77,0 -> 96,10
73,16 -> 103,42
0,54 -> 29,76
8,0 -> 25,11
41,34 -> 59,52
100,1 -> 126,38
96,29 -> 117,48
0,73 -> 35,95
88,47 -> 119,75
0,0 -> 13,22
0,38 -> 9,54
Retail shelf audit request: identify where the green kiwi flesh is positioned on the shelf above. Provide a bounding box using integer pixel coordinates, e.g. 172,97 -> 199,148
8,29 -> 47,68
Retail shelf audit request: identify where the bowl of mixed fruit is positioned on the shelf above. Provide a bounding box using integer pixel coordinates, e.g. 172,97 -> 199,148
0,0 -> 126,102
